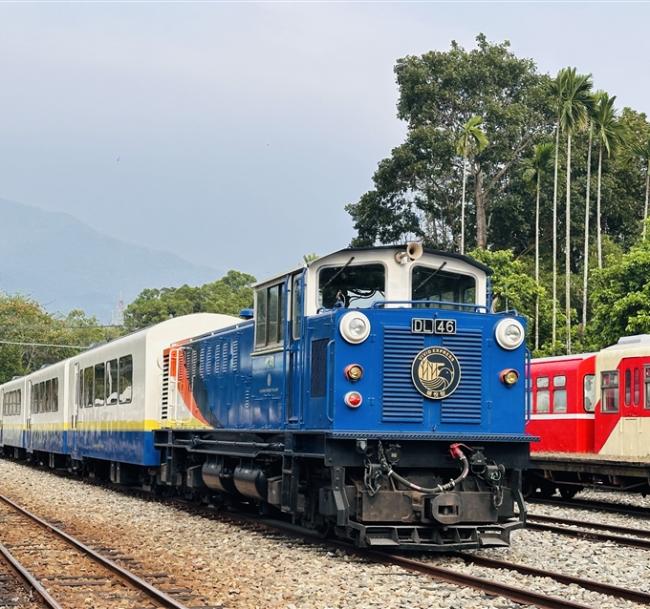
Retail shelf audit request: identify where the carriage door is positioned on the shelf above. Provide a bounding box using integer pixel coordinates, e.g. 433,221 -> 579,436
286,271 -> 305,426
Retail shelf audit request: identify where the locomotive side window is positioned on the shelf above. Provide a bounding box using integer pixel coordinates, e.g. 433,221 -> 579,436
255,282 -> 285,350
601,371 -> 619,412
583,375 -> 596,412
291,274 -> 302,341
535,376 -> 550,413
412,266 -> 476,308
553,375 -> 567,413
318,263 -> 385,309
645,366 -> 650,409
119,355 -> 133,404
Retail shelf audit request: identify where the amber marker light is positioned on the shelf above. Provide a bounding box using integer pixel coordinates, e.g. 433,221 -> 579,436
500,369 -> 519,386
344,364 -> 364,382
344,391 -> 363,408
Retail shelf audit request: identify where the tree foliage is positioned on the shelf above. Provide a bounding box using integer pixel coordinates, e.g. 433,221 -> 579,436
0,295 -> 120,384
123,270 -> 256,331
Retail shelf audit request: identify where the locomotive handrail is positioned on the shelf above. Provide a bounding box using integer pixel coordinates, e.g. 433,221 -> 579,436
372,300 -> 488,313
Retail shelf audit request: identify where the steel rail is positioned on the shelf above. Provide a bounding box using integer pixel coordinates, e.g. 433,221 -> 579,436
452,551 -> 650,605
529,512 -> 650,538
527,521 -> 650,550
236,515 -> 596,609
530,497 -> 650,518
0,542 -> 64,609
0,493 -> 191,609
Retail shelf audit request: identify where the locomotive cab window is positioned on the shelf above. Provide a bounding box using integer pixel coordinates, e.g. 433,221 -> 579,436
318,263 -> 385,309
255,282 -> 285,350
411,266 -> 476,309
601,371 -> 619,413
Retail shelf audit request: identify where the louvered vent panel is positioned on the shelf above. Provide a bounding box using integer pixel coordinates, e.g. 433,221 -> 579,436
214,343 -> 221,375
206,345 -> 213,375
199,345 -> 206,378
221,342 -> 228,373
441,331 -> 483,424
161,352 -> 170,420
382,327 -> 424,422
231,339 -> 239,372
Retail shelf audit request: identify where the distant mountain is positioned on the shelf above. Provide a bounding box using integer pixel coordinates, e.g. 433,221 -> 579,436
0,198 -> 219,322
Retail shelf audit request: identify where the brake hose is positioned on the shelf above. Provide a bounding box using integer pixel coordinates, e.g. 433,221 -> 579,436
385,443 -> 470,493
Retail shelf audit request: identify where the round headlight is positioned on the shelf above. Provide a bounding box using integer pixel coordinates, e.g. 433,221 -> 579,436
339,312 -> 371,344
494,318 -> 525,350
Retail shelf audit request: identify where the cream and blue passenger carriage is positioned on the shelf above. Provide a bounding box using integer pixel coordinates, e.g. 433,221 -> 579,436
0,314 -> 237,466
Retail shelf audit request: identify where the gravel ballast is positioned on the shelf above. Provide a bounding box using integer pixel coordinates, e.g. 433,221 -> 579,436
0,460 -> 648,609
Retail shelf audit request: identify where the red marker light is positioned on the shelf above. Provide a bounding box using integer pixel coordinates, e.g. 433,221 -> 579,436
344,391 -> 363,408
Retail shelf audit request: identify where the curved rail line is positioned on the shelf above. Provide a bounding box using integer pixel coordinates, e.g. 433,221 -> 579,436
0,494 -> 191,609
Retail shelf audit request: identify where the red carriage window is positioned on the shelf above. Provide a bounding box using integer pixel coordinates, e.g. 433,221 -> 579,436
634,368 -> 640,405
583,375 -> 595,412
535,376 -> 549,413
625,369 -> 631,406
601,371 -> 619,413
553,375 -> 567,413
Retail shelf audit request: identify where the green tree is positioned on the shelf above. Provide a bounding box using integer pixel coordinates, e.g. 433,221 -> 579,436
457,116 -> 489,253
588,238 -> 650,348
123,270 -> 256,331
523,142 -> 554,350
0,295 -> 118,383
347,35 -> 548,250
557,68 -> 594,353
635,137 -> 650,239
593,92 -> 626,266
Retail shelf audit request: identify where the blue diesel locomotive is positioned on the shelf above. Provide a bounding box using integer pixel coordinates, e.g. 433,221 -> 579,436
155,244 -> 530,550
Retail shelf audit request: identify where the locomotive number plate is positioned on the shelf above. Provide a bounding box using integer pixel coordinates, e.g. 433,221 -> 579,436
411,318 -> 456,335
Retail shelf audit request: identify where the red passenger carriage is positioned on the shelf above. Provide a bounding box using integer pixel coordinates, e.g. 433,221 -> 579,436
526,336 -> 650,496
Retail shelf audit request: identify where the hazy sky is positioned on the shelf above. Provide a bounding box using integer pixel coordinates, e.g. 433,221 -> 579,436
1,2 -> 649,283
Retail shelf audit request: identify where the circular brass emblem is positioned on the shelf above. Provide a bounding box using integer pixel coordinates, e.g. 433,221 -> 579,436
411,346 -> 461,399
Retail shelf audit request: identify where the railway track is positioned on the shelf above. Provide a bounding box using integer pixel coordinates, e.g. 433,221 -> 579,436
0,493 -> 193,609
207,509 -> 650,609
530,496 -> 650,518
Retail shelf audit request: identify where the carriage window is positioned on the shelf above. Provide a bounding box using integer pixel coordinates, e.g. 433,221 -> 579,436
119,355 -> 133,404
255,283 -> 285,349
318,263 -> 385,309
601,370 -> 619,412
634,368 -> 640,405
583,375 -> 596,412
412,266 -> 476,309
624,369 -> 631,406
535,376 -> 550,413
83,367 -> 94,408
106,359 -> 119,405
553,375 -> 567,413
94,363 -> 105,406
645,366 -> 650,409
2,390 -> 21,416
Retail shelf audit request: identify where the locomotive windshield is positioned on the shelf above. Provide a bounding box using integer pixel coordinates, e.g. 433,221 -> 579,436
318,262 -> 385,309
411,265 -> 476,308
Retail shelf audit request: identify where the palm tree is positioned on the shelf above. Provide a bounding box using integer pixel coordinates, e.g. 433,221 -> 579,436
581,115 -> 594,333
523,142 -> 554,350
548,72 -> 565,351
456,116 -> 488,254
593,92 -> 625,267
635,137 -> 650,239
557,68 -> 594,354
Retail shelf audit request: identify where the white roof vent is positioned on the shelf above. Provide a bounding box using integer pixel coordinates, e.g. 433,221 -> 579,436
616,334 -> 650,345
